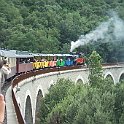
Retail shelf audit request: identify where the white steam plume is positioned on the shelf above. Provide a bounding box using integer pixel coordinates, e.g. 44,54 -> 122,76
70,12 -> 124,52
112,12 -> 124,40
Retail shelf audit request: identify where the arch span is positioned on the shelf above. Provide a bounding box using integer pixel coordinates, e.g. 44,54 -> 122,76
35,90 -> 43,124
104,72 -> 115,83
24,95 -> 33,124
23,90 -> 32,117
75,75 -> 84,84
119,73 -> 124,82
49,80 -> 55,88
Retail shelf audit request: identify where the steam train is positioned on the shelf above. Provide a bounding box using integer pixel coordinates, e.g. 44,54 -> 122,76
0,49 -> 85,81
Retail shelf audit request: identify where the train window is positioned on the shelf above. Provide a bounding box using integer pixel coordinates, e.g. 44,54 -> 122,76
19,58 -> 24,63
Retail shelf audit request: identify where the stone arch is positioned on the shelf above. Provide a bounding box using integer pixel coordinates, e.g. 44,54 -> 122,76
23,90 -> 32,116
36,85 -> 45,97
48,80 -> 55,89
75,75 -> 84,84
119,72 -> 124,82
104,72 -> 115,83
24,95 -> 33,124
35,89 -> 43,124
31,85 -> 44,124
77,79 -> 84,84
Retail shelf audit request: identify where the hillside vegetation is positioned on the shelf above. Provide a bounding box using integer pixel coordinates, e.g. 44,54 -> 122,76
36,51 -> 124,124
0,0 -> 124,62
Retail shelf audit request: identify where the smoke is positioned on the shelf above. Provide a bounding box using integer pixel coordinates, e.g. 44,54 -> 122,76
112,12 -> 124,40
70,11 -> 124,52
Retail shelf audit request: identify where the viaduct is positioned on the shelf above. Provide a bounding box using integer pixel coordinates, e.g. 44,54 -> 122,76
5,64 -> 124,124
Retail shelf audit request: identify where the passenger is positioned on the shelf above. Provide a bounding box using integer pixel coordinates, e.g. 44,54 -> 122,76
27,59 -> 29,63
60,58 -> 62,66
1,60 -> 11,87
2,60 -> 11,75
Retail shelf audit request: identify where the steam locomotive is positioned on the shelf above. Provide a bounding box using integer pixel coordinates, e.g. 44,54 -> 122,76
0,49 -> 85,81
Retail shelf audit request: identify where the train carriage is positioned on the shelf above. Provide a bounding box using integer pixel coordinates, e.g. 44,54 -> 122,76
0,49 -> 85,82
16,51 -> 34,74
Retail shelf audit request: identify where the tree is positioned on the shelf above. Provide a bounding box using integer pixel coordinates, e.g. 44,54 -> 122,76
38,79 -> 74,123
88,51 -> 103,87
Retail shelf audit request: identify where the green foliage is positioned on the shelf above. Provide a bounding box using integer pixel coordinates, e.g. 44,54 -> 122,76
39,79 -> 74,123
0,0 -> 124,58
38,77 -> 123,124
88,51 -> 103,87
37,51 -> 124,124
37,75 -> 124,124
114,83 -> 124,124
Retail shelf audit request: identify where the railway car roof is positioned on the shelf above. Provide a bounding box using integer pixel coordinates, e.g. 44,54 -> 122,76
0,50 -> 34,58
0,49 -> 16,57
32,53 -> 78,57
13,50 -> 34,58
0,49 -> 78,58
16,54 -> 34,58
16,52 -> 34,58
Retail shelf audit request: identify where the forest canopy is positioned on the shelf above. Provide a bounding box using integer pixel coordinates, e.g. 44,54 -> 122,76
0,0 -> 124,62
